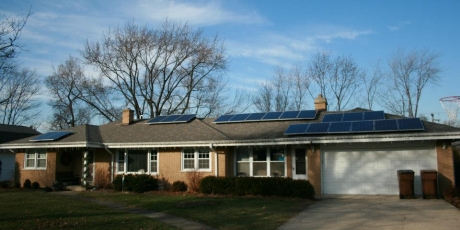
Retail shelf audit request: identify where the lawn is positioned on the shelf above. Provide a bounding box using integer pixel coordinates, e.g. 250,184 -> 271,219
81,190 -> 314,229
0,189 -> 177,230
0,189 -> 314,230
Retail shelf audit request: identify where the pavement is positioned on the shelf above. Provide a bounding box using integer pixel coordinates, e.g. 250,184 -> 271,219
278,195 -> 460,230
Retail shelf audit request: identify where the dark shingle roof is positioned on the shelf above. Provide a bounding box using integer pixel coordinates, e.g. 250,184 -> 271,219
0,124 -> 40,144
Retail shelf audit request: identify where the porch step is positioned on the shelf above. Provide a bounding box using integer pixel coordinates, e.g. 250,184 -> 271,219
65,185 -> 86,192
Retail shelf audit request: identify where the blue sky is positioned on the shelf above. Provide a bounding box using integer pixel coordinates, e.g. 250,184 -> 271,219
1,0 -> 459,125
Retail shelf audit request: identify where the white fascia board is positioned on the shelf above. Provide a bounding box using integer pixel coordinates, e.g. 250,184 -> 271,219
0,142 -> 104,149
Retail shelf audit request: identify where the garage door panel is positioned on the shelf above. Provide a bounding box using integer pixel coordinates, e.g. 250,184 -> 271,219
323,147 -> 436,195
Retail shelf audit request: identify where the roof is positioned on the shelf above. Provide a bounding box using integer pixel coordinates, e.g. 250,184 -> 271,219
0,124 -> 41,144
1,110 -> 460,149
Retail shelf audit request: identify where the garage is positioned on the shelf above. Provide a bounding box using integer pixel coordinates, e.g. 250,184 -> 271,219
322,143 -> 437,195
0,152 -> 15,181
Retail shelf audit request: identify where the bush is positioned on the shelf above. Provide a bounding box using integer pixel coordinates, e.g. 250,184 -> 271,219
44,186 -> 53,192
32,182 -> 40,189
186,171 -> 203,193
23,179 -> 31,188
200,176 -> 315,199
113,174 -> 158,193
0,181 -> 13,189
171,181 -> 187,192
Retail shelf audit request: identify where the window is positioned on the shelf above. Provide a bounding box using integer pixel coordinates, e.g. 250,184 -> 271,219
182,148 -> 211,171
117,149 -> 158,174
24,150 -> 47,169
235,147 -> 285,177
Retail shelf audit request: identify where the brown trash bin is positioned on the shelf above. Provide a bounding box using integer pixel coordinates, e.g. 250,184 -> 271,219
397,170 -> 414,199
421,170 -> 438,199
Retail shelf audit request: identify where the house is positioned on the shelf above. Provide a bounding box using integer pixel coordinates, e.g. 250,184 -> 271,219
0,124 -> 40,182
1,95 -> 459,196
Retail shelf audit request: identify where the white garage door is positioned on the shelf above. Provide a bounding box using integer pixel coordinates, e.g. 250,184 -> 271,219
322,146 -> 436,195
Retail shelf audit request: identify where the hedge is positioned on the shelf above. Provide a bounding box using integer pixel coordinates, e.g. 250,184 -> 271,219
200,176 -> 315,199
113,174 -> 158,193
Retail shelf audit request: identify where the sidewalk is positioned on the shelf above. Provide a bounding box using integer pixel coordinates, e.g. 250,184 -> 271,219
56,191 -> 215,230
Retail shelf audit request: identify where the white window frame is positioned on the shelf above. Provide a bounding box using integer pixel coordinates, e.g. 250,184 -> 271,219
24,150 -> 47,170
234,147 -> 286,177
116,149 -> 159,174
181,148 -> 211,172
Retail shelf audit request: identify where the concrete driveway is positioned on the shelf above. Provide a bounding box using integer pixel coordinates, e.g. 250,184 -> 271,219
278,196 -> 460,230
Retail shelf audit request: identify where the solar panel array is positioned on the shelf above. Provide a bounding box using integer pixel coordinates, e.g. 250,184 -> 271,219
30,131 -> 74,142
213,110 -> 318,123
284,118 -> 425,135
146,114 -> 196,124
322,111 -> 385,122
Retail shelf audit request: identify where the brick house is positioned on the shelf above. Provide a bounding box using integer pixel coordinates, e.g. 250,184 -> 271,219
1,95 -> 459,196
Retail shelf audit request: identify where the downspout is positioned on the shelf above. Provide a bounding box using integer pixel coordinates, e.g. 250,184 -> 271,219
104,147 -> 115,182
210,143 -> 218,177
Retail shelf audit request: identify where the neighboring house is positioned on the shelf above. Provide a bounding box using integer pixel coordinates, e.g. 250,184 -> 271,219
0,124 -> 40,181
1,95 -> 459,196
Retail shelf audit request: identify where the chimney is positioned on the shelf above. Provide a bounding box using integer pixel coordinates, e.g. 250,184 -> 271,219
314,94 -> 327,111
122,108 -> 134,125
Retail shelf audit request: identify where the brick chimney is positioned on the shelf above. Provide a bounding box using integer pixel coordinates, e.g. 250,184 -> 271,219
122,108 -> 134,125
314,94 -> 327,111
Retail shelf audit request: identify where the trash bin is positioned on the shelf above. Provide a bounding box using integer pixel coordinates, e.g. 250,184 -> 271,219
421,170 -> 438,199
397,170 -> 414,199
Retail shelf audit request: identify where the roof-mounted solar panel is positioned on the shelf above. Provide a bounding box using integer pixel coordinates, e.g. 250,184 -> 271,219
30,131 -> 74,142
146,115 -> 168,124
351,120 -> 374,133
328,122 -> 352,133
173,114 -> 196,123
213,114 -> 234,123
305,123 -> 330,134
363,111 -> 385,120
284,124 -> 310,135
158,114 -> 182,123
374,119 -> 398,132
229,113 -> 251,122
297,110 -> 317,119
397,118 -> 425,131
279,111 -> 300,120
262,111 -> 283,120
245,113 -> 266,121
342,112 -> 363,122
322,113 -> 343,122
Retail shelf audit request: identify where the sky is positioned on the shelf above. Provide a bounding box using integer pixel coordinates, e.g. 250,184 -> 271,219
1,0 -> 459,128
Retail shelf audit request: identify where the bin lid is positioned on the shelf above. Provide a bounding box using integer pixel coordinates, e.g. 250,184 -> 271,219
397,170 -> 414,174
420,169 -> 437,173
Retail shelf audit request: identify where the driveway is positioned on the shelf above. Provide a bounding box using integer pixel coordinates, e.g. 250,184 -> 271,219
278,196 -> 460,230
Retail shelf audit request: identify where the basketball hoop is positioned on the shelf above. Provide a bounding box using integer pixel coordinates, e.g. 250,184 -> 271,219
439,96 -> 460,122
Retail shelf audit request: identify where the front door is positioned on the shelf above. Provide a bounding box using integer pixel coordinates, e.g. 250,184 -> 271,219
292,148 -> 307,180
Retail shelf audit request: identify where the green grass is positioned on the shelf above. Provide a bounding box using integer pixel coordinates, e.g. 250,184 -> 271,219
0,189 -> 177,230
81,191 -> 314,229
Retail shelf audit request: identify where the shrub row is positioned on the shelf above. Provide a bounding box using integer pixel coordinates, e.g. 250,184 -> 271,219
112,174 -> 158,193
200,176 -> 315,199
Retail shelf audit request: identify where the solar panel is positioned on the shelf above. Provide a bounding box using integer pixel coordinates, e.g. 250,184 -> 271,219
363,111 -> 385,120
158,114 -> 182,123
284,124 -> 310,135
146,115 -> 168,124
397,118 -> 424,131
297,110 -> 317,119
342,112 -> 363,121
30,131 -> 73,142
279,111 -> 300,120
174,114 -> 196,123
262,111 -> 283,120
213,114 -> 235,123
245,113 -> 266,121
328,122 -> 352,133
229,113 -> 251,122
351,121 -> 374,132
305,123 -> 330,134
322,113 -> 343,122
374,119 -> 398,132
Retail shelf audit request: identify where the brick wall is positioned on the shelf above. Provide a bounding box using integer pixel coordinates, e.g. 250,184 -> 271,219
308,144 -> 321,196
436,140 -> 455,195
16,151 -> 56,188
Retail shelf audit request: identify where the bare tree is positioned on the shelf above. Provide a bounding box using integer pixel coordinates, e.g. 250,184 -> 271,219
291,65 -> 310,110
45,56 -> 93,129
253,81 -> 274,112
361,61 -> 383,110
0,68 -> 40,125
308,52 -> 364,111
82,21 -> 227,119
382,48 -> 442,117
